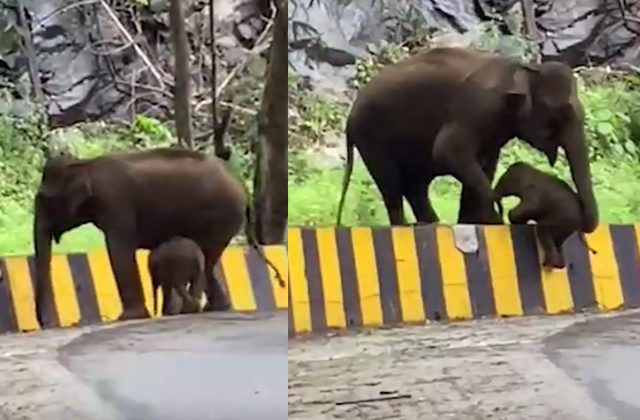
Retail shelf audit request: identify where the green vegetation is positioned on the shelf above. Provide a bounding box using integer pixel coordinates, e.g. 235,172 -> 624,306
288,43 -> 640,227
0,102 -> 254,256
3,34 -> 640,256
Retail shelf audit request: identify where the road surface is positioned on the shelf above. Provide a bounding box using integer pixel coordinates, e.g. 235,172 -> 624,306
289,310 -> 640,420
0,311 -> 287,420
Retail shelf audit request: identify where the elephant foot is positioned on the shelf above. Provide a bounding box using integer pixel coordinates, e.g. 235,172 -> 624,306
203,298 -> 231,312
542,252 -> 566,270
118,306 -> 151,321
36,306 -> 57,329
180,301 -> 201,314
36,315 -> 56,330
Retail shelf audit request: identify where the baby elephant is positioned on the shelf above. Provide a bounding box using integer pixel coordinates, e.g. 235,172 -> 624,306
494,162 -> 597,269
148,237 -> 206,316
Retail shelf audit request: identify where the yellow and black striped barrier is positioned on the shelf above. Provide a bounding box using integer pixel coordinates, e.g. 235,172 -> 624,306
0,245 -> 288,333
288,224 -> 640,336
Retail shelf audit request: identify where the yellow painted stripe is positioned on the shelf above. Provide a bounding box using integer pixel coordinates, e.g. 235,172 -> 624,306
390,227 -> 425,323
86,249 -> 123,321
220,247 -> 257,311
263,245 -> 288,309
50,255 -> 81,327
134,250 -> 156,316
3,257 -> 38,331
535,235 -> 574,314
350,227 -> 383,327
288,228 -> 312,333
586,226 -> 623,310
482,226 -> 523,316
315,228 -> 346,328
436,226 -> 472,319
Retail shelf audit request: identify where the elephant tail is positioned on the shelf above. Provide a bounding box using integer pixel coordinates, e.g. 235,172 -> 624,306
335,131 -> 355,226
579,232 -> 598,255
244,204 -> 286,289
494,194 -> 505,222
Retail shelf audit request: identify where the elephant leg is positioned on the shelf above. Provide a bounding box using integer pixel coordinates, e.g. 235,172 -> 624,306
552,236 -> 568,269
201,247 -> 231,312
152,285 -> 159,317
508,202 -> 539,225
457,150 -> 501,225
537,226 -> 565,269
186,273 -> 205,313
380,187 -> 405,226
161,283 -> 174,316
177,284 -> 199,314
105,232 -> 150,321
402,180 -> 439,224
358,147 -> 405,225
537,228 -> 558,269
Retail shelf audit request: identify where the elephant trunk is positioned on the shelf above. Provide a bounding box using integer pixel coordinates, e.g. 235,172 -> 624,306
33,209 -> 53,326
562,124 -> 599,233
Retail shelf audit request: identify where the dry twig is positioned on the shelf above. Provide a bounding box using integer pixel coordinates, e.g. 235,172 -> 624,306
98,0 -> 165,89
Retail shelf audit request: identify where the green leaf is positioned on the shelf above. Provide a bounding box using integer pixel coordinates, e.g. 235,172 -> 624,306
596,121 -> 615,136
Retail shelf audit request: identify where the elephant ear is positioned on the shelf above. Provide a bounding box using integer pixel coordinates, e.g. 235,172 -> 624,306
40,158 -> 92,216
453,57 -> 536,121
65,162 -> 92,216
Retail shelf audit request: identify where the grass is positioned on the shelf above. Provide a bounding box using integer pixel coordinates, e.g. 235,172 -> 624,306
0,120 -> 254,257
2,64 -> 640,256
288,142 -> 640,227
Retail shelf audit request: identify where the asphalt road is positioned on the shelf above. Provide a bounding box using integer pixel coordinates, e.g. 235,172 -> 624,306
0,311 -> 287,420
289,310 -> 640,420
2,309 -> 640,419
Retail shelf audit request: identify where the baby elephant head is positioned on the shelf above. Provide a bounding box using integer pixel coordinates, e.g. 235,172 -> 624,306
493,162 -> 536,199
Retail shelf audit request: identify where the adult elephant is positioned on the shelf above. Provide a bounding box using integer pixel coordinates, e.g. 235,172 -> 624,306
33,147 -> 277,328
335,47 -> 598,232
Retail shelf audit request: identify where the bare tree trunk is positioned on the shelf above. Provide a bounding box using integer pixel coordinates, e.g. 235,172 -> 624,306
16,3 -> 49,155
520,0 -> 541,62
252,0 -> 288,245
168,0 -> 193,149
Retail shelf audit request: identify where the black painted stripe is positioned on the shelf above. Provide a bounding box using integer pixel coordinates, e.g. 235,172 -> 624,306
300,228 -> 327,333
244,247 -> 277,312
413,225 -> 446,321
26,256 -> 60,328
67,253 -> 101,325
610,225 -> 640,308
0,259 -> 17,333
372,227 -> 402,325
464,227 -> 496,317
564,232 -> 596,310
335,227 -> 362,328
511,225 -> 546,315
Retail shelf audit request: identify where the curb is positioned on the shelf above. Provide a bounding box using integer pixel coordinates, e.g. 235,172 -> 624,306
0,244 -> 288,333
288,224 -> 639,336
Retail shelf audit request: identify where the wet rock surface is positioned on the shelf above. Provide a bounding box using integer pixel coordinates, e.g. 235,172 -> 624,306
1,0 -> 638,126
289,0 -> 640,94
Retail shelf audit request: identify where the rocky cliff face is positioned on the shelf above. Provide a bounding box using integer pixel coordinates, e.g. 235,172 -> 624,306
289,0 -> 640,95
0,0 -> 271,128
0,0 -> 638,127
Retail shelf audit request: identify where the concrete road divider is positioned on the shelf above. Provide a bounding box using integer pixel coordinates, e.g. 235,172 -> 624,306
288,224 -> 640,336
0,245 -> 288,333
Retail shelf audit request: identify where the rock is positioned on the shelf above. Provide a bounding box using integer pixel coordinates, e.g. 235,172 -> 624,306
0,0 -> 270,128
2,0 -> 638,129
289,0 -> 640,95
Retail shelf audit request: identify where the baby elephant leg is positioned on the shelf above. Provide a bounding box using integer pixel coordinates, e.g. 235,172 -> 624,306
161,283 -> 181,316
176,283 -> 201,314
537,226 -> 566,269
